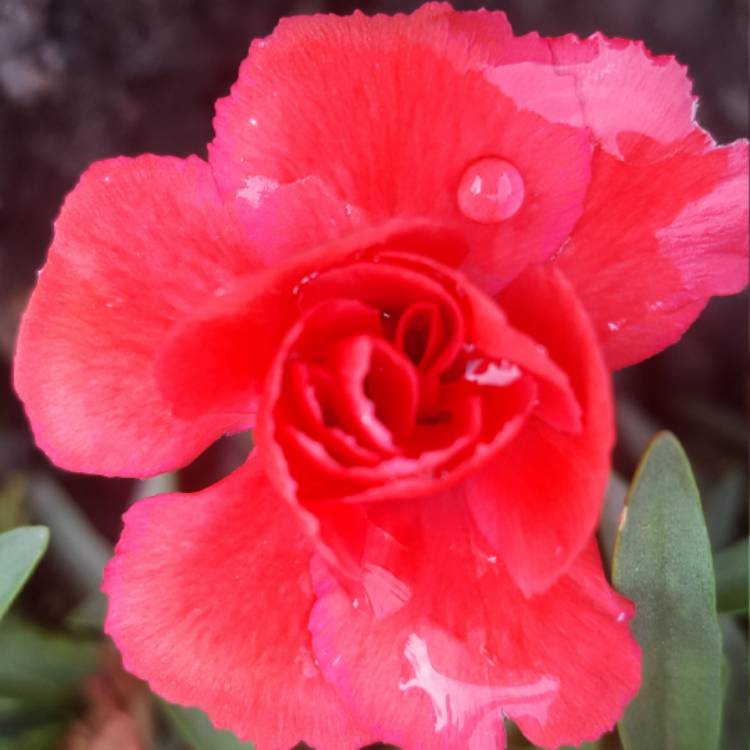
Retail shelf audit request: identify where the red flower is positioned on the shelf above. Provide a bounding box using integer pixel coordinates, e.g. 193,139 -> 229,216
14,4 -> 748,749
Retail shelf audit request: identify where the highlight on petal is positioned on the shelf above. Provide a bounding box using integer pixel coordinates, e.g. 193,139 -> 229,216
103,457 -> 372,750
308,494 -> 640,750
14,155 -> 260,477
209,3 -> 592,289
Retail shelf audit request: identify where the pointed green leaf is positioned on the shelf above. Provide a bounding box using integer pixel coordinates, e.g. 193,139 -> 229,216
159,700 -> 255,750
613,432 -> 722,750
0,526 -> 49,621
0,618 -> 99,704
718,616 -> 749,749
713,538 -> 748,614
0,475 -> 27,534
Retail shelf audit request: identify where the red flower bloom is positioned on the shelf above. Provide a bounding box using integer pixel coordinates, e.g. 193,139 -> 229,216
14,4 -> 748,749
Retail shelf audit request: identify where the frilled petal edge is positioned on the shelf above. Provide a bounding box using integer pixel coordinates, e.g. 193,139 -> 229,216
14,155 -> 260,477
103,457 -> 372,750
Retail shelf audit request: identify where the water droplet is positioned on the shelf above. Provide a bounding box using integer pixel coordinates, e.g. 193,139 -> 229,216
103,175 -> 111,184
362,563 -> 412,619
464,358 -> 521,387
648,300 -> 665,311
606,318 -> 626,332
457,157 -> 525,223
292,271 -> 319,297
236,175 -> 279,208
248,117 -> 258,127
616,611 -> 627,623
399,634 -> 558,738
487,555 -> 497,565
296,646 -> 319,679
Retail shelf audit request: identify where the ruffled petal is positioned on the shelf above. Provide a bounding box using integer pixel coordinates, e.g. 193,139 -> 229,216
465,266 -> 612,595
209,4 -> 591,289
156,221 -> 468,424
309,496 -> 640,750
547,32 -> 698,161
103,457 -> 372,750
554,140 -> 748,369
14,155 -> 260,477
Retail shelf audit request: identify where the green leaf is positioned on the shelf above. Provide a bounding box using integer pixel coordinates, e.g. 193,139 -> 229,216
613,432 -> 722,750
65,590 -> 108,632
718,616 -> 750,749
0,618 -> 98,705
159,700 -> 255,750
26,475 -> 110,596
0,475 -> 27,533
0,721 -> 66,750
713,538 -> 748,613
0,526 -> 49,621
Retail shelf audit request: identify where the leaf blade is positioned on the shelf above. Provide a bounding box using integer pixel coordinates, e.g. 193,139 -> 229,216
0,526 -> 49,621
159,700 -> 255,750
713,538 -> 748,614
613,432 -> 722,750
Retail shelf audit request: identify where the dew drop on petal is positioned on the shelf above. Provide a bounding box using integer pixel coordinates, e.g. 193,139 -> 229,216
464,358 -> 521,387
457,158 -> 525,223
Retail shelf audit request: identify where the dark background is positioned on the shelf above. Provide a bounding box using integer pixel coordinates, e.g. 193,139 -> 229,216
0,1 -> 747,745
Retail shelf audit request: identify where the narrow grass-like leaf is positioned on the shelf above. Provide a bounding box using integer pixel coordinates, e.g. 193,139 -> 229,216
0,526 -> 49,621
719,616 -> 750,749
613,432 -> 722,750
27,475 -> 110,595
713,538 -> 748,614
159,700 -> 255,750
0,618 -> 98,705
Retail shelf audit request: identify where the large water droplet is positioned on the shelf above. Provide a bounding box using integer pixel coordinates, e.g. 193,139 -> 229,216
457,158 -> 525,223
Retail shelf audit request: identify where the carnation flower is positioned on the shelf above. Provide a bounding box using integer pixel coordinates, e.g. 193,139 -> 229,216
14,3 -> 747,749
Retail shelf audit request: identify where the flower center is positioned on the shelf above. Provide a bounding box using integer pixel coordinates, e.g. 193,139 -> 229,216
258,252 -> 582,506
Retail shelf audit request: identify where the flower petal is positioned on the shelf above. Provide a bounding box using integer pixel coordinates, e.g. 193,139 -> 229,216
209,4 -> 591,289
309,496 -> 640,750
466,265 -> 613,595
156,221 -> 467,424
554,140 -> 748,369
14,155 -> 259,477
103,457 -> 371,750
548,32 -> 698,160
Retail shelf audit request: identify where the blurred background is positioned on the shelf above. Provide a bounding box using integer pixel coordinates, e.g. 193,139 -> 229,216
0,1 -> 747,749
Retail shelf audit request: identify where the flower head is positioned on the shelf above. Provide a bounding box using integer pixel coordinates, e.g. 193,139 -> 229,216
14,4 -> 748,749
